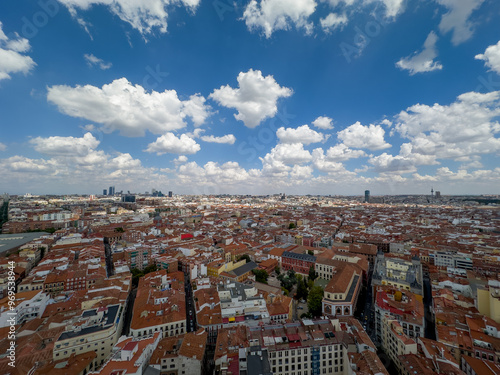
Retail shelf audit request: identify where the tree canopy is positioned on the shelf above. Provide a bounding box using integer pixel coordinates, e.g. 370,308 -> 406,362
307,286 -> 324,317
253,269 -> 269,284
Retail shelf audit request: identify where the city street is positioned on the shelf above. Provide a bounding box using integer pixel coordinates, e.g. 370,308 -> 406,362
185,274 -> 197,332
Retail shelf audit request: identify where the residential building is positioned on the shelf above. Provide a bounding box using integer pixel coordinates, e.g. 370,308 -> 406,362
374,287 -> 425,343
219,261 -> 258,283
322,263 -> 362,317
149,330 -> 207,375
53,304 -> 125,371
372,253 -> 423,296
217,280 -> 270,327
281,251 -> 316,275
0,290 -> 49,327
91,332 -> 162,375
381,318 -> 417,373
477,280 -> 500,323
130,271 -> 187,339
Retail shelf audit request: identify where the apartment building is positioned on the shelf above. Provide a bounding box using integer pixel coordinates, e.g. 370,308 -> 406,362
130,271 -> 187,339
149,330 -> 208,375
381,318 -> 417,373
53,304 -> 125,371
374,287 -> 425,343
91,332 -> 162,375
372,253 -> 423,296
217,280 -> 270,327
281,251 -> 316,275
0,290 -> 49,327
322,263 -> 362,318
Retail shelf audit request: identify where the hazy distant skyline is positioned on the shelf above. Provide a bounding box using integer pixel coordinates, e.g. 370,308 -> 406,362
1,0 -> 500,196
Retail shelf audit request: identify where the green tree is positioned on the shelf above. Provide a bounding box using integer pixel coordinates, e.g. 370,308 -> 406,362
238,254 -> 251,263
278,269 -> 297,292
289,222 -> 296,229
130,268 -> 145,287
308,265 -> 318,281
307,286 -> 324,317
114,227 -> 125,233
253,269 -> 269,284
307,250 -> 314,256
275,266 -> 281,275
143,264 -> 158,274
296,276 -> 309,301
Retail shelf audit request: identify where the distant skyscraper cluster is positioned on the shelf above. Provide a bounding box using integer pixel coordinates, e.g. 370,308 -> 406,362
365,190 -> 370,203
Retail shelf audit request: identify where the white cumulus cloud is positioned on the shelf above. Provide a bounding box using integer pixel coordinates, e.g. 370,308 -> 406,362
84,53 -> 112,70
365,0 -> 405,19
57,0 -> 200,35
276,125 -> 326,145
396,31 -> 443,75
47,78 -> 211,137
395,90 -> 500,160
200,134 -> 236,144
260,143 -> 312,177
145,133 -> 201,155
326,0 -> 405,19
311,148 -> 346,173
210,69 -> 292,128
436,0 -> 485,45
475,40 -> 500,75
337,122 -> 391,150
320,13 -> 348,33
368,143 -> 438,174
325,143 -> 366,161
176,161 -> 253,188
30,132 -> 100,156
291,164 -> 313,179
312,116 -> 334,130
0,23 -> 36,81
242,0 -> 316,38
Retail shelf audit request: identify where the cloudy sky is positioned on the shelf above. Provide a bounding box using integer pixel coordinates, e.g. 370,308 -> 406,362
0,0 -> 499,196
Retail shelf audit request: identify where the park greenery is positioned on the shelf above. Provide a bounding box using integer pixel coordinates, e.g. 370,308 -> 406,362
131,264 -> 158,287
307,286 -> 324,317
252,269 -> 269,284
238,254 -> 251,263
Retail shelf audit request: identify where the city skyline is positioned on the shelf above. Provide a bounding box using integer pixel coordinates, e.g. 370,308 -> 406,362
1,0 -> 500,195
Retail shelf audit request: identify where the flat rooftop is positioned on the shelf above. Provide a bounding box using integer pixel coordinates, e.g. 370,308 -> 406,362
0,232 -> 50,254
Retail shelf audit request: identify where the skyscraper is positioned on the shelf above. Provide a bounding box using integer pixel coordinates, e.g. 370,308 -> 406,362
109,186 -> 115,196
365,190 -> 370,203
168,191 -> 173,198
103,189 -> 107,196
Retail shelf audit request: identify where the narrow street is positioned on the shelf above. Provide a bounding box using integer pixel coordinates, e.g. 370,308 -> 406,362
423,273 -> 436,340
185,274 -> 196,332
103,237 -> 114,277
121,288 -> 137,336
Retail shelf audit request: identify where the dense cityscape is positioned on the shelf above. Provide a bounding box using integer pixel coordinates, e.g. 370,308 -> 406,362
0,191 -> 499,374
2,1 -> 500,374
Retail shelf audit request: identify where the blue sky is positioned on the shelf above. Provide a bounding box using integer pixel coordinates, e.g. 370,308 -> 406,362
1,0 -> 499,196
